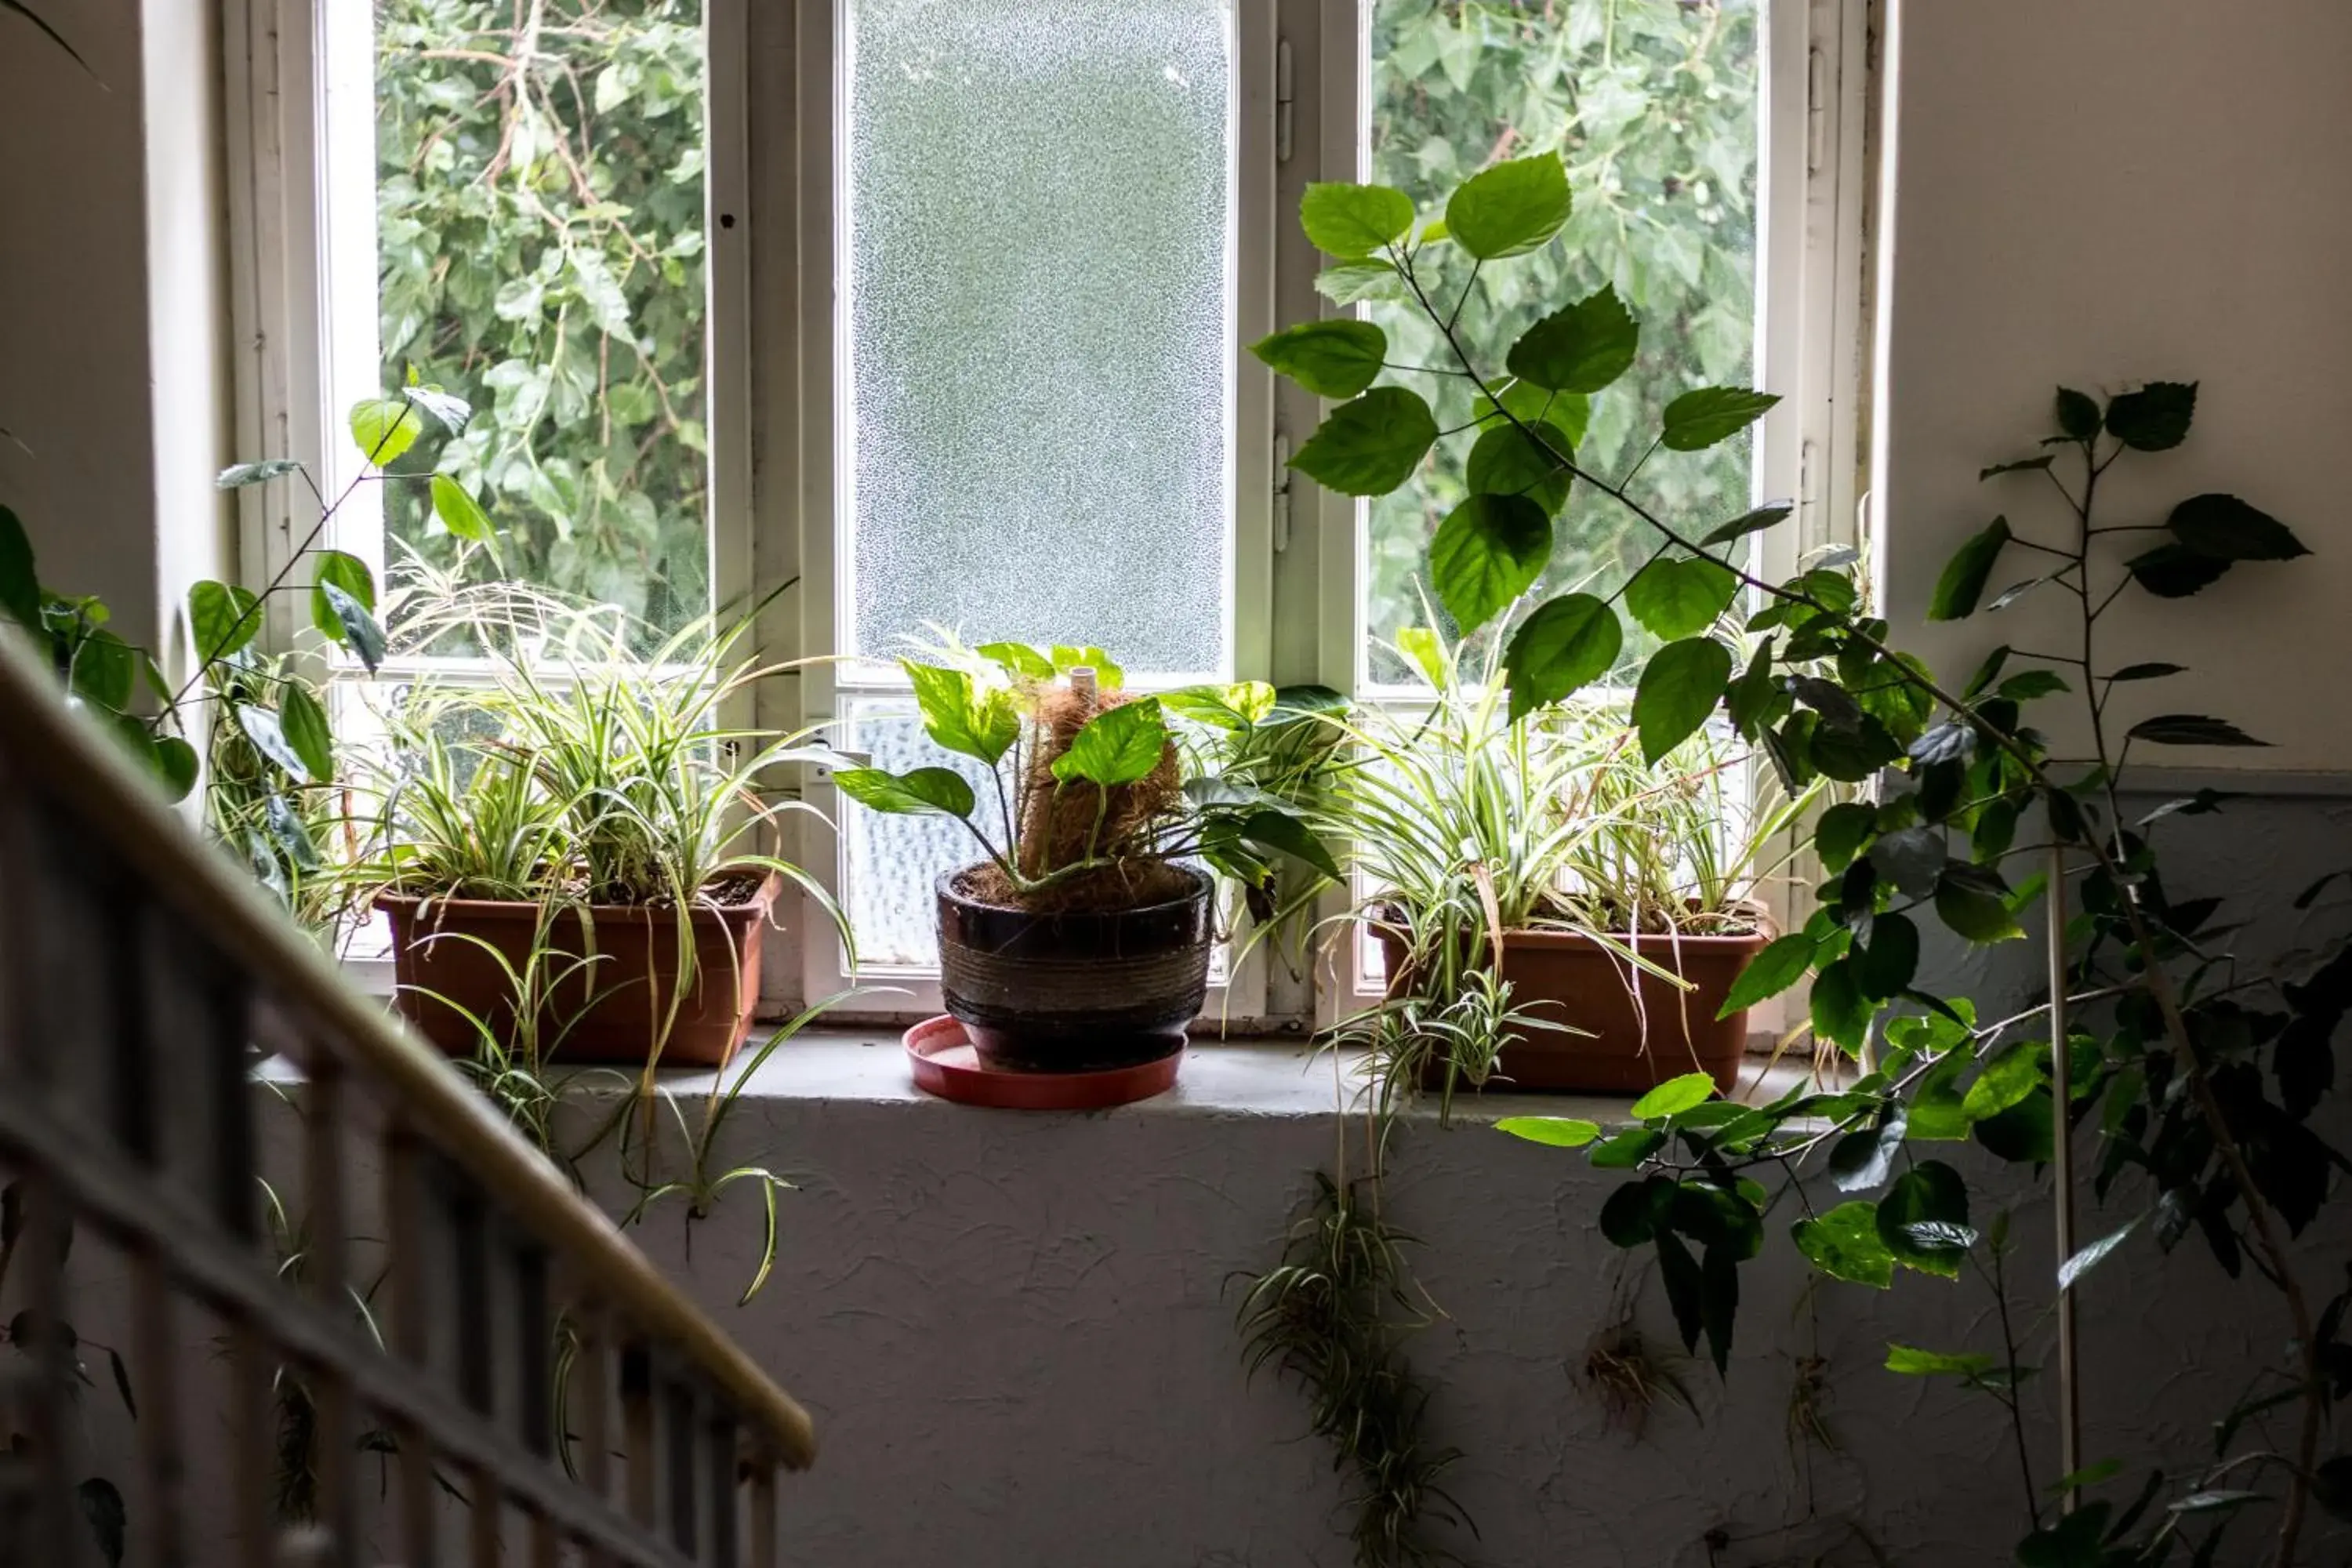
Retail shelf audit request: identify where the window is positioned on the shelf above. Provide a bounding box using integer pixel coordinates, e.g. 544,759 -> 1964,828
363,0 -> 716,654
828,0 -> 1248,975
1359,0 -> 1763,686
231,0 -> 1867,1018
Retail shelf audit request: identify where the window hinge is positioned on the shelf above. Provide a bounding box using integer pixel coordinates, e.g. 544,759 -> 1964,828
1272,432 -> 1293,553
1806,45 -> 1829,176
1798,437 -> 1826,556
1276,38 -> 1294,165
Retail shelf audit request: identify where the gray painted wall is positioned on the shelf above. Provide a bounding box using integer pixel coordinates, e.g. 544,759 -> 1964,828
583,791 -> 2352,1567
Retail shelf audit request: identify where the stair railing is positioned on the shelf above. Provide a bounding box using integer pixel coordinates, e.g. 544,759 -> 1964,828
0,629 -> 814,1567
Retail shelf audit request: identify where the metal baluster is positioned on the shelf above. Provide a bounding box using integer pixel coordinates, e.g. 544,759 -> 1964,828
573,1301 -> 614,1568
206,949 -> 270,1562
451,1179 -> 493,1417
619,1341 -> 655,1530
666,1377 -> 698,1558
466,1463 -> 499,1568
207,971 -> 256,1244
227,1312 -> 274,1564
748,1463 -> 778,1568
15,1172 -> 72,1566
299,1044 -> 356,1567
704,1410 -> 739,1568
122,900 -> 184,1568
383,1123 -> 438,1568
528,1504 -> 561,1568
517,1242 -> 553,1459
127,1243 -> 184,1568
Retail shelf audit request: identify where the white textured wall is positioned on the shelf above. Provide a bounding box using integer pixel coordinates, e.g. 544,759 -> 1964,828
1873,0 -> 2352,772
0,0 -> 230,673
606,1026 -> 2351,1567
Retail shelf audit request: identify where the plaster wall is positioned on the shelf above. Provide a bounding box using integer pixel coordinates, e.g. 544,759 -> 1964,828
1872,0 -> 2352,773
575,789 -> 2350,1568
0,0 -> 230,674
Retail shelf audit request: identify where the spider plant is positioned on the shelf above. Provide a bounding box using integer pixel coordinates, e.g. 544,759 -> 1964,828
1542,718 -> 1823,939
1312,627 -> 1613,1056
1234,1172 -> 1472,1568
1315,622 -> 1828,1102
359,732 -> 568,903
350,583 -> 852,1086
1321,627 -> 1610,960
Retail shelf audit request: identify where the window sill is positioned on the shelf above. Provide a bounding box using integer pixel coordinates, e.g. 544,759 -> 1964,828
336,946 -> 1816,1115
637,1028 -> 1826,1121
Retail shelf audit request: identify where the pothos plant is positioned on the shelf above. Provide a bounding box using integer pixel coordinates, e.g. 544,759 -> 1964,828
832,642 -> 1343,916
1257,149 -> 2351,1566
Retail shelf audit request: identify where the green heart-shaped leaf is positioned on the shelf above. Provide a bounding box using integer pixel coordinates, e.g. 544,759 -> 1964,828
1290,387 -> 1438,498
1502,593 -> 1621,721
1632,637 -> 1733,764
1443,153 -> 1571,260
1624,554 -> 1738,640
1430,493 -> 1551,633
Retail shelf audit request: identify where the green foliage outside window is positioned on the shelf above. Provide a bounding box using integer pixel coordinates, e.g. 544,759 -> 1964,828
374,0 -> 710,642
1363,0 -> 1758,677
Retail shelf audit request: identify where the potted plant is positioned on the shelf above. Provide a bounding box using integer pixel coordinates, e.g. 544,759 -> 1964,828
1334,626 -> 1820,1098
833,643 -> 1340,1073
356,588 -> 845,1071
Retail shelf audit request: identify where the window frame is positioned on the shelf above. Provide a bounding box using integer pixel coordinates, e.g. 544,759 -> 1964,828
226,0 -> 761,679
771,0 -> 1285,1023
1305,0 -> 1875,1029
227,0 -> 1872,1033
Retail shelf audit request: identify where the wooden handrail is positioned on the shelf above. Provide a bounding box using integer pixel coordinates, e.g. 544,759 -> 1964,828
0,626 -> 817,1472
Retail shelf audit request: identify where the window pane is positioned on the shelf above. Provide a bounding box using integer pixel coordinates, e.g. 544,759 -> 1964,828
372,0 -> 711,643
842,0 -> 1236,677
837,702 -> 998,970
1361,0 -> 1761,681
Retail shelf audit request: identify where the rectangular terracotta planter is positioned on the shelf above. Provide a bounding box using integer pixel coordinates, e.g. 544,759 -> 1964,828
379,873 -> 779,1069
1380,917 -> 1773,1096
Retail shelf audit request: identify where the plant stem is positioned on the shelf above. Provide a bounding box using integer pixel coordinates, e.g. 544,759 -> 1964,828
159,411 -> 418,726
1394,248 -> 2325,1560
1984,1239 -> 2041,1534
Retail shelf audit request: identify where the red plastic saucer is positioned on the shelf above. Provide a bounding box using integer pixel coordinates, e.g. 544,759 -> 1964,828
903,1014 -> 1182,1110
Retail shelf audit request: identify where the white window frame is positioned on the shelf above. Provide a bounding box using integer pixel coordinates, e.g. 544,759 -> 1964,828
227,0 -> 1871,1033
1307,0 -> 1875,1027
768,0 -> 1283,1025
223,0 -> 760,681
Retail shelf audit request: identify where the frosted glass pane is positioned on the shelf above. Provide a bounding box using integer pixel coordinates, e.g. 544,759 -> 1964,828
843,0 -> 1235,676
837,703 -> 1004,970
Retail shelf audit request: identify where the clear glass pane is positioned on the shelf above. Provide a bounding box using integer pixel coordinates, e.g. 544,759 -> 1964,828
842,0 -> 1236,677
1361,0 -> 1762,682
372,0 -> 711,645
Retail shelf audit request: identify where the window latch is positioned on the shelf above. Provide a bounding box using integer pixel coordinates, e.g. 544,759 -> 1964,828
805,739 -> 872,782
1276,39 -> 1294,165
1272,432 -> 1293,554
1806,45 -> 1829,176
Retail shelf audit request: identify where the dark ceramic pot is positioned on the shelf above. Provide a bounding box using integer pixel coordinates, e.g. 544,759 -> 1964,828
935,866 -> 1214,1073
